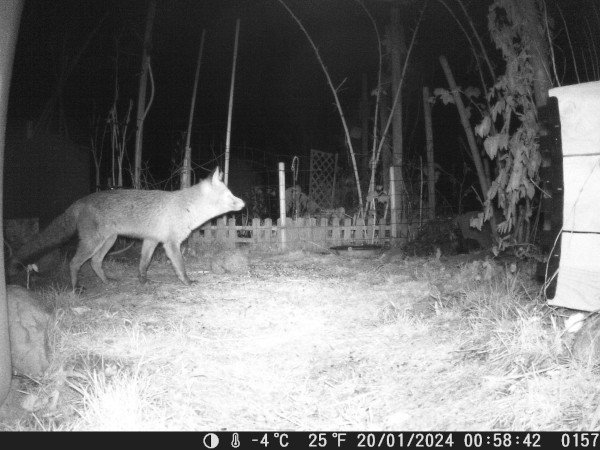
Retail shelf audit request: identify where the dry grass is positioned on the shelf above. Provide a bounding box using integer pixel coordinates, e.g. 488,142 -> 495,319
1,248 -> 599,430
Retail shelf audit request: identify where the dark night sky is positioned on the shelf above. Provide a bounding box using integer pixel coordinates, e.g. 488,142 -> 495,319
6,0 -> 596,187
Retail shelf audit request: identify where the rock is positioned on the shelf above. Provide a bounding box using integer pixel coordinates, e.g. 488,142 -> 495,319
210,249 -> 250,275
380,247 -> 406,263
571,313 -> 600,366
7,285 -> 51,376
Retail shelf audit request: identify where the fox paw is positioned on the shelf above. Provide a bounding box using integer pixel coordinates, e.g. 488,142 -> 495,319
72,285 -> 86,295
182,278 -> 197,286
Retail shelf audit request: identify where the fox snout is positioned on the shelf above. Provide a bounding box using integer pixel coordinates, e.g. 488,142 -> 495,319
231,196 -> 245,211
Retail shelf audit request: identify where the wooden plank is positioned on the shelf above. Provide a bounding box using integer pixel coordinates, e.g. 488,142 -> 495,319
366,217 -> 375,244
343,218 -> 352,245
316,217 -> 328,249
294,217 -> 304,250
200,222 -> 212,243
252,217 -> 260,243
186,217 -> 400,250
228,218 -> 237,248
307,217 -> 317,250
264,218 -> 272,244
355,217 -> 366,245
216,217 -> 227,243
331,217 -> 340,246
277,217 -> 285,250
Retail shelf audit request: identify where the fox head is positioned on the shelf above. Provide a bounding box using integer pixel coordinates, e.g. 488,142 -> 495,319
200,167 -> 245,215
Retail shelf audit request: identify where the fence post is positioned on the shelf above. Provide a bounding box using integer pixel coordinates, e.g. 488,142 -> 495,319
252,217 -> 260,244
278,162 -> 286,250
227,217 -> 236,248
264,218 -> 273,245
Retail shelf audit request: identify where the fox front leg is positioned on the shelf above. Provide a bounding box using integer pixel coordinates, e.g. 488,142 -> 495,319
163,241 -> 194,286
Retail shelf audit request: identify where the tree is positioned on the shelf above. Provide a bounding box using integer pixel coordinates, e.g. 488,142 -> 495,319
477,0 -> 551,242
133,0 -> 157,190
0,0 -> 24,407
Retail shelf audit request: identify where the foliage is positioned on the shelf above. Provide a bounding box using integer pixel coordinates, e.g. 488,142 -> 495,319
285,186 -> 319,218
366,185 -> 390,222
478,0 -> 543,234
434,1 -> 544,240
433,86 -> 482,119
246,186 -> 277,219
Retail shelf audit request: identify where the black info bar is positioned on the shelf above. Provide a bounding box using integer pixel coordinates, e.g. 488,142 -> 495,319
194,432 -> 596,449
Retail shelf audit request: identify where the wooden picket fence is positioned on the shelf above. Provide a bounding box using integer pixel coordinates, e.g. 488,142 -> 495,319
190,216 -> 394,250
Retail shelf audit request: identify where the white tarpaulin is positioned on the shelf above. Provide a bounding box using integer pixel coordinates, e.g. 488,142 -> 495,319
547,81 -> 600,311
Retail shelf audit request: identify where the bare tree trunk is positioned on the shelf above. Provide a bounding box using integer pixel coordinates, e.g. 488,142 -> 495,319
276,0 -> 363,208
521,0 -> 552,107
360,74 -> 370,184
0,0 -> 24,407
439,55 -> 498,240
224,19 -> 240,187
379,91 -> 392,196
133,0 -> 156,190
181,30 -> 206,189
422,87 -> 435,220
390,2 -> 407,237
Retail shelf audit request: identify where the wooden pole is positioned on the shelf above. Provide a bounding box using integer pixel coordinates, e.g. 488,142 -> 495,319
422,86 -> 435,220
275,0 -> 363,209
278,162 -> 287,250
224,19 -> 240,186
182,29 -> 206,189
439,55 -> 497,240
0,0 -> 24,407
361,73 -> 369,181
389,165 -> 397,239
390,4 -> 407,238
331,153 -> 339,207
439,56 -> 489,198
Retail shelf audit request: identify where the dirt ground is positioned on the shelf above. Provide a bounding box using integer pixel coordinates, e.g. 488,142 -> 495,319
0,246 -> 587,430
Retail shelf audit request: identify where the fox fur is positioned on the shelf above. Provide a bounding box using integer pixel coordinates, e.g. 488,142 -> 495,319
9,167 -> 245,288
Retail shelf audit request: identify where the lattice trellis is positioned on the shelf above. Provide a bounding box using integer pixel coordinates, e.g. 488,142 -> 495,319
309,149 -> 338,209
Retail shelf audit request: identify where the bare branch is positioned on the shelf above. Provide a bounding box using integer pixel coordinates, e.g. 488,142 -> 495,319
276,0 -> 364,208
353,0 -> 383,201
374,0 -> 429,172
555,2 -> 579,83
541,0 -> 561,86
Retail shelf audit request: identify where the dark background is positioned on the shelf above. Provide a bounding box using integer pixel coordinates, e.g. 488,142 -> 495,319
4,0 -> 596,220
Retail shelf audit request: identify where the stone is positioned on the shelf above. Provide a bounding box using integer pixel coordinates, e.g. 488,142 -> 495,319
571,313 -> 600,366
210,249 -> 250,275
7,285 -> 51,376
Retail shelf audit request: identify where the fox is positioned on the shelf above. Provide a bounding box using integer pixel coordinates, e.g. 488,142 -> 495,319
9,167 -> 245,288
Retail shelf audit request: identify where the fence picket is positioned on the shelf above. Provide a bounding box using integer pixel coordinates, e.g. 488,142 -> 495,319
196,216 -> 392,249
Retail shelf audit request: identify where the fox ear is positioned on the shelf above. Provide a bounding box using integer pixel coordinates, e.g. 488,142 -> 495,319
212,167 -> 223,183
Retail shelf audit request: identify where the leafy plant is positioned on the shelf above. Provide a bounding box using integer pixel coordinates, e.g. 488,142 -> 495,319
477,1 -> 544,237
246,186 -> 276,219
433,0 -> 546,245
285,186 -> 319,218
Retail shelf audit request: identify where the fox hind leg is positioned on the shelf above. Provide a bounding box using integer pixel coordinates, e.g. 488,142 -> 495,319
138,239 -> 159,284
163,241 -> 192,285
90,234 -> 118,283
70,234 -> 112,287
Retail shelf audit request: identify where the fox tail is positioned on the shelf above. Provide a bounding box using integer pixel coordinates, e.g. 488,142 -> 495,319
9,204 -> 79,274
